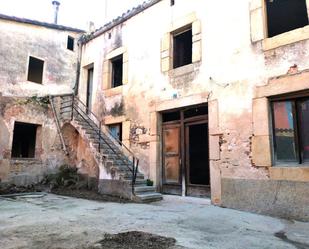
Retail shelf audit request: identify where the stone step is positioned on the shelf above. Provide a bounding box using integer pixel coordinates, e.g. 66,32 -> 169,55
123,174 -> 144,180
128,179 -> 147,185
135,192 -> 163,203
134,186 -> 156,194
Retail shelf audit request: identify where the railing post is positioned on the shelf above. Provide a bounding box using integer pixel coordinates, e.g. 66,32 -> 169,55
71,95 -> 75,121
132,157 -> 135,194
99,121 -> 101,153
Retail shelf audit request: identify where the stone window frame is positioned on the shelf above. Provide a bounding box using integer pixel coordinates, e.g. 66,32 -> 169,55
26,55 -> 45,84
252,70 -> 309,182
250,0 -> 309,50
102,47 -> 128,97
160,12 -> 201,73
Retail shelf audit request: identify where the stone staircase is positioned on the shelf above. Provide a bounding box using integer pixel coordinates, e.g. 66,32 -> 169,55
56,95 -> 162,203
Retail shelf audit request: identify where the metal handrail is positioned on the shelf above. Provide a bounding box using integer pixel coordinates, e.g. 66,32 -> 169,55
73,97 -> 138,163
63,95 -> 139,193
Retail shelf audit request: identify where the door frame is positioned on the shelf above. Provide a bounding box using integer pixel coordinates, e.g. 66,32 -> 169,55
161,104 -> 209,197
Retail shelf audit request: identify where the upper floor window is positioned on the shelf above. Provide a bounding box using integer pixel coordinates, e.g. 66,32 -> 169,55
173,27 -> 192,68
111,55 -> 123,88
266,0 -> 309,37
271,96 -> 309,165
27,56 -> 44,84
67,36 -> 74,51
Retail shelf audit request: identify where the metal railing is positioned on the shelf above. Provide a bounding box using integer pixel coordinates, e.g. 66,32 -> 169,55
58,94 -> 139,194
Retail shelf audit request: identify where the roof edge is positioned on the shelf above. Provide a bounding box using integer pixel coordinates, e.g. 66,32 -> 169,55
80,0 -> 162,43
0,13 -> 85,33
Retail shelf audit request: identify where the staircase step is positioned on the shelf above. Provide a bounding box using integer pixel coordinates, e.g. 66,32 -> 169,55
134,186 -> 156,194
123,174 -> 144,180
128,179 -> 147,185
135,192 -> 163,203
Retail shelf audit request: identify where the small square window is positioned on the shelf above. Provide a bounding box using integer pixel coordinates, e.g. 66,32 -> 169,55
266,0 -> 309,38
111,55 -> 123,88
67,36 -> 74,51
173,28 -> 192,68
11,122 -> 38,158
27,56 -> 44,84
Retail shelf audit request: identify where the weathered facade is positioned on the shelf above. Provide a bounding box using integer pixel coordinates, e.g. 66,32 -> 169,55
78,0 -> 309,219
1,0 -> 309,219
0,14 -> 83,185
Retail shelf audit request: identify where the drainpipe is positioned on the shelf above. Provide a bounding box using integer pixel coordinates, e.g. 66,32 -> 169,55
52,1 -> 60,24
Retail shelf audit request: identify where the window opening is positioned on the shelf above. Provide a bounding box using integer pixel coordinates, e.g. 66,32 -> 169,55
272,97 -> 309,164
11,122 -> 38,158
27,56 -> 44,84
173,28 -> 192,68
67,36 -> 74,51
266,0 -> 309,37
111,55 -> 123,88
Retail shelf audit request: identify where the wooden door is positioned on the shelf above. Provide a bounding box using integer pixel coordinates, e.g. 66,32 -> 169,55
162,124 -> 182,195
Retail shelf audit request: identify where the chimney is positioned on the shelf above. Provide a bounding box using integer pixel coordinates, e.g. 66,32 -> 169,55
52,1 -> 60,24
87,21 -> 95,33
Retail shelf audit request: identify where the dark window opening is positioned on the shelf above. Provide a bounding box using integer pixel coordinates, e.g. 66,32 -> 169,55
27,56 -> 44,84
162,111 -> 181,122
108,123 -> 122,142
173,28 -> 192,68
266,0 -> 309,37
184,106 -> 208,119
171,0 -> 175,6
11,122 -> 38,159
67,36 -> 74,51
111,55 -> 123,88
272,97 -> 309,164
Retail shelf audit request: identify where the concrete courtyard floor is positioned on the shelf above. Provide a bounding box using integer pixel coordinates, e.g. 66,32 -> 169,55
0,194 -> 309,249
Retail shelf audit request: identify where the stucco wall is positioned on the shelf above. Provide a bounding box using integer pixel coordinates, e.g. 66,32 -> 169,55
0,96 -> 68,184
0,20 -> 82,185
0,19 -> 81,97
78,0 -> 309,209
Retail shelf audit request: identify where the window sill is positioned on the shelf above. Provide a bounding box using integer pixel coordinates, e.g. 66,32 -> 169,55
263,25 -> 309,51
27,80 -> 43,85
168,63 -> 194,77
104,85 -> 123,97
269,166 -> 309,182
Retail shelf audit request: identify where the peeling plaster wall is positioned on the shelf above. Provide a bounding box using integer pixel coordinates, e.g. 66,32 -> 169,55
0,19 -> 81,97
79,0 -> 309,213
62,123 -> 99,180
0,96 -> 68,184
0,20 -> 82,185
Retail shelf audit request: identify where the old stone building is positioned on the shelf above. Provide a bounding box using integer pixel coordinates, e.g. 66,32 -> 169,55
1,0 -> 309,219
0,14 -> 83,185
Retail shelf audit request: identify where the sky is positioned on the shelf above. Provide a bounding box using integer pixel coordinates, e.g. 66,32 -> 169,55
0,0 -> 145,29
